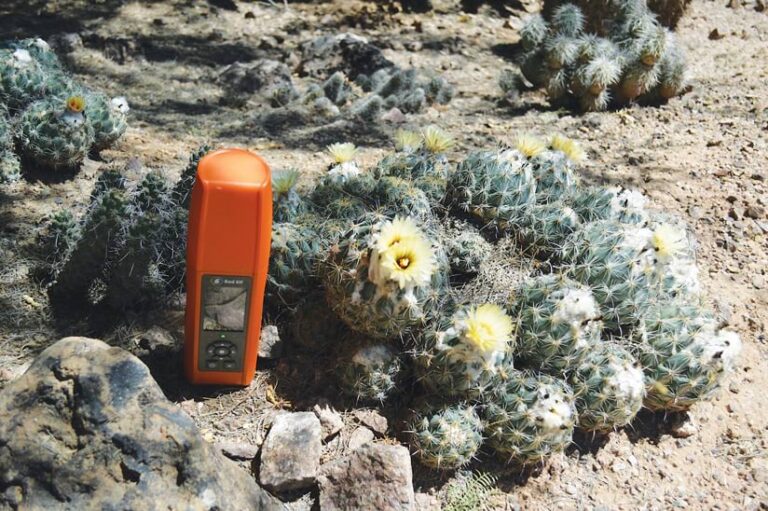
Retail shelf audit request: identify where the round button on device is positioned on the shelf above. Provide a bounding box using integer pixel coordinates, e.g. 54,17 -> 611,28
215,347 -> 231,357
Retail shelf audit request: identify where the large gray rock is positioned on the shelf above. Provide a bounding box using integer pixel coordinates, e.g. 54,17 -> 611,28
0,337 -> 284,511
317,443 -> 415,511
259,412 -> 322,493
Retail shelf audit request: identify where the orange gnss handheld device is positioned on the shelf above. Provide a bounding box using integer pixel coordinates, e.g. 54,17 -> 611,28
184,148 -> 272,386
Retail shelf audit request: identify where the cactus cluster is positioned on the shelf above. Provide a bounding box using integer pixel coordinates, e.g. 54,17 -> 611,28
43,148 -> 207,319
0,37 -> 129,177
263,64 -> 454,125
512,1 -> 688,111
265,127 -> 740,471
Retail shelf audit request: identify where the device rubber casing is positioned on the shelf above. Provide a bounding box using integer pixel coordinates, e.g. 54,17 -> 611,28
184,148 -> 272,386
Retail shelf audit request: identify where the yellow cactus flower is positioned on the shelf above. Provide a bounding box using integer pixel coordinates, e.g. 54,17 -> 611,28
378,236 -> 436,289
463,304 -> 514,354
514,134 -> 546,158
326,142 -> 357,164
394,129 -> 422,152
549,134 -> 586,163
272,168 -> 300,194
421,126 -> 453,154
652,224 -> 688,262
66,95 -> 86,113
375,217 -> 422,253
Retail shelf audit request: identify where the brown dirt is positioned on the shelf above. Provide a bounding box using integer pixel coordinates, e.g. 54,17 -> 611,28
0,0 -> 766,509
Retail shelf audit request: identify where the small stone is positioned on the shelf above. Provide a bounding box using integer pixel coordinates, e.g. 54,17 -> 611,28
217,441 -> 260,460
132,326 -> 178,355
709,28 -> 725,40
259,412 -> 322,492
744,205 -> 765,219
317,443 -> 415,511
670,416 -> 698,438
258,325 -> 283,359
381,107 -> 406,124
353,409 -> 388,436
348,427 -> 375,451
729,382 -> 740,394
314,403 -> 344,440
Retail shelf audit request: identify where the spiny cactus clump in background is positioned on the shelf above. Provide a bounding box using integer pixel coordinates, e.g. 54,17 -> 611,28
407,403 -> 484,469
257,62 -> 454,128
0,37 -> 129,177
510,1 -> 688,111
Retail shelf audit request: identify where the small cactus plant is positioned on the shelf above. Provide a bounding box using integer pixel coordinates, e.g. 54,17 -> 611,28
336,339 -> 403,403
415,303 -> 515,398
321,215 -> 446,339
569,342 -> 645,431
17,95 -> 94,171
511,274 -> 602,372
407,402 -> 484,469
483,369 -> 577,464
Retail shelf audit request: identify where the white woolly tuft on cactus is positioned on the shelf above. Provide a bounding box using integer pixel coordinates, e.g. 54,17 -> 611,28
530,386 -> 575,433
607,360 -> 645,403
110,96 -> 130,114
694,327 -> 742,371
11,49 -> 32,65
608,188 -> 648,221
551,288 -> 598,326
352,344 -> 394,367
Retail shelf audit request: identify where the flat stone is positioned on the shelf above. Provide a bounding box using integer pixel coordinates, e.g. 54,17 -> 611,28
348,427 -> 375,451
353,409 -> 388,436
259,325 -> 283,359
317,443 -> 415,511
313,404 -> 344,440
0,337 -> 283,510
259,412 -> 322,492
217,441 -> 260,461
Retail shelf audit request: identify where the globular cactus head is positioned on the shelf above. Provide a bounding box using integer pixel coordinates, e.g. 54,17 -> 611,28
407,402 -> 483,469
322,215 -> 445,339
570,342 -> 645,432
567,185 -> 649,225
17,94 -> 95,171
416,303 -> 515,398
483,368 -> 576,465
511,274 -> 602,372
267,222 -> 326,308
336,340 -> 403,403
444,229 -> 492,276
630,297 -> 742,412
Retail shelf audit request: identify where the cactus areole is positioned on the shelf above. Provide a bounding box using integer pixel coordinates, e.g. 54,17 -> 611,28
184,148 -> 273,386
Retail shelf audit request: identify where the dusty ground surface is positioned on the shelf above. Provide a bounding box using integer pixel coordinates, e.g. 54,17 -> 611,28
0,0 -> 767,509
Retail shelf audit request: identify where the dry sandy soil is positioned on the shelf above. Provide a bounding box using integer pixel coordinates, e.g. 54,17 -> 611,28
0,0 -> 766,509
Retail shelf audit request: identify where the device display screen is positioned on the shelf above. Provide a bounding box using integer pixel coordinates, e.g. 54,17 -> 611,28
202,276 -> 251,332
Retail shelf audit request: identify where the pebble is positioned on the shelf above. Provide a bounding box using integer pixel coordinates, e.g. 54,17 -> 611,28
347,427 -> 375,451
